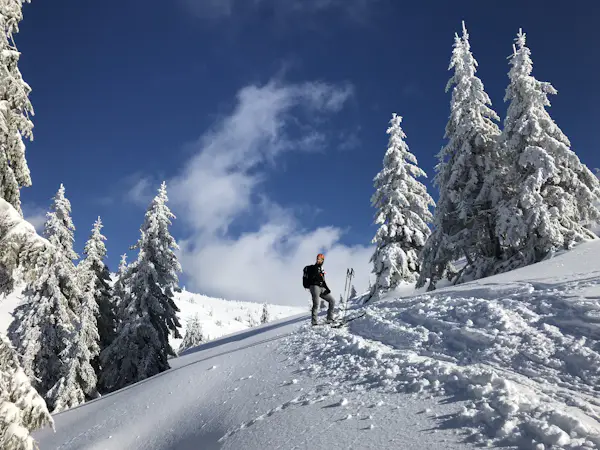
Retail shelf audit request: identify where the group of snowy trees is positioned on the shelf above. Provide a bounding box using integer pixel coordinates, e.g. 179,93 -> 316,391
5,180 -> 183,410
370,22 -> 600,296
0,3 -> 183,434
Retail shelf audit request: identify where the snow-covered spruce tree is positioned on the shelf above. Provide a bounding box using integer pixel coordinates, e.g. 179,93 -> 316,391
260,303 -> 269,324
495,29 -> 600,268
43,184 -> 78,261
178,314 -> 204,354
0,0 -> 34,216
45,275 -> 99,412
0,335 -> 53,450
7,245 -> 82,409
9,184 -> 84,409
417,23 -> 503,290
100,182 -> 182,393
246,311 -> 258,328
0,198 -> 53,448
78,218 -> 115,369
370,113 -> 434,296
41,220 -> 118,412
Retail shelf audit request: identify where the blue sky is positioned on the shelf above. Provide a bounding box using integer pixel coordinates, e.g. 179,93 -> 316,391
15,0 -> 600,306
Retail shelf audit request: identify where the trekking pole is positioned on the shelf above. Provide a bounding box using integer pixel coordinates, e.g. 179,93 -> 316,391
342,268 -> 350,307
341,268 -> 354,322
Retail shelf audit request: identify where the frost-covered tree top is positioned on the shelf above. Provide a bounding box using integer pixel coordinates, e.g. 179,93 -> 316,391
497,29 -> 600,263
128,181 -> 181,338
418,22 -> 503,290
43,184 -> 78,261
371,113 -> 434,250
81,217 -> 106,270
370,113 -> 434,289
437,22 -> 502,211
132,181 -> 181,284
117,253 -> 127,275
0,0 -> 34,216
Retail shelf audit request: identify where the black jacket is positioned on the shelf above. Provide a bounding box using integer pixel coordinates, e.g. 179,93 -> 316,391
305,263 -> 329,290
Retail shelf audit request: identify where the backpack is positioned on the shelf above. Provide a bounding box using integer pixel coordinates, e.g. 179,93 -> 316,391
302,265 -> 310,289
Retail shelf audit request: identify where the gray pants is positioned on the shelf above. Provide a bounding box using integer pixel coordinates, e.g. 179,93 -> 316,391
310,285 -> 335,323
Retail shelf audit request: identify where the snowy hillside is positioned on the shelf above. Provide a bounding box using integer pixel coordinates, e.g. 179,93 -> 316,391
297,240 -> 600,449
29,239 -> 600,449
172,288 -> 305,350
0,285 -> 305,353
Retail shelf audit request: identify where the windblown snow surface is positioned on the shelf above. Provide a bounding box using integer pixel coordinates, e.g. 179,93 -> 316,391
293,240 -> 600,449
30,240 -> 600,449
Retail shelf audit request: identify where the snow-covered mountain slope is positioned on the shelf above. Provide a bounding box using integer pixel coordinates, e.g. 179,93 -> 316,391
24,240 -> 600,449
172,288 -> 305,350
0,286 -> 305,353
32,312 -> 478,450
299,240 -> 600,449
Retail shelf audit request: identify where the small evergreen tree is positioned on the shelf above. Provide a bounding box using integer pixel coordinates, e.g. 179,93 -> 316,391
370,113 -> 434,296
350,285 -> 357,299
178,314 -> 204,354
43,184 -> 78,261
247,311 -> 258,328
0,0 -> 35,216
496,29 -> 600,268
260,303 -> 270,324
418,23 -> 503,290
100,182 -> 182,393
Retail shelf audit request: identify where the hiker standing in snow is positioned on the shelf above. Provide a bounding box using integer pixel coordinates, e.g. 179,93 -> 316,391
303,253 -> 336,326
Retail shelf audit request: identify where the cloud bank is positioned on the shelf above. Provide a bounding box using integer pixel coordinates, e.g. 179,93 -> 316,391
165,79 -> 373,307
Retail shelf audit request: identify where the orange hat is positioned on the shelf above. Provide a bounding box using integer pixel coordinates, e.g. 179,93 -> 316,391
316,253 -> 325,260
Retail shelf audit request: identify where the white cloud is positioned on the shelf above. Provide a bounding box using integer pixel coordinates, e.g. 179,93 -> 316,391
124,173 -> 155,208
170,80 -> 353,237
169,79 -> 373,307
22,203 -> 46,233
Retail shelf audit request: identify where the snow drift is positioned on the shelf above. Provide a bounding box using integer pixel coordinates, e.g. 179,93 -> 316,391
292,240 -> 600,449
